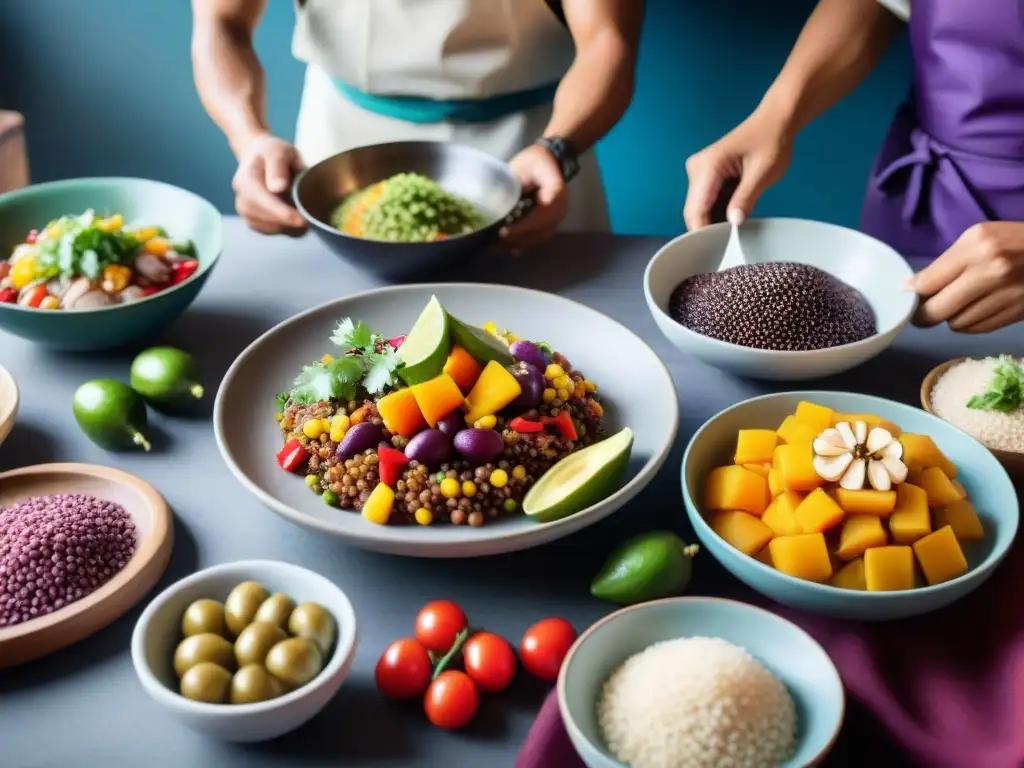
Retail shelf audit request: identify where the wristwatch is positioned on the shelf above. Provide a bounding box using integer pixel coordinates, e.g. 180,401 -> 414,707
536,136 -> 580,183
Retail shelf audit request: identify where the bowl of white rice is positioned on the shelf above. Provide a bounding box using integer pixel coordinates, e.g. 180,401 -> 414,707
557,597 -> 844,768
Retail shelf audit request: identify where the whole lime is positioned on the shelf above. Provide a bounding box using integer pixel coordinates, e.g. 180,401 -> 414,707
590,531 -> 699,606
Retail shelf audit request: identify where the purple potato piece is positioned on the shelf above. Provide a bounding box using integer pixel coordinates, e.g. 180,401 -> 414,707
404,428 -> 452,469
506,363 -> 545,413
452,428 -> 505,465
436,410 -> 465,438
336,421 -> 384,460
509,340 -> 547,371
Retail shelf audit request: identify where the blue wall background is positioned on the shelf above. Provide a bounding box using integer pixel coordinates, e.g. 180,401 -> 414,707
0,0 -> 911,236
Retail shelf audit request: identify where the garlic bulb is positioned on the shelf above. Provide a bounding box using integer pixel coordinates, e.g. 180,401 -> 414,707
811,421 -> 908,491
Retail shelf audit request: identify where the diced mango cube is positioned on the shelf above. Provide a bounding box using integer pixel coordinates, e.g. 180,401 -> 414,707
794,401 -> 835,433
769,533 -> 833,583
952,478 -> 967,497
704,465 -> 769,515
917,466 -> 965,508
754,545 -> 774,567
933,499 -> 984,542
864,546 -> 915,591
834,413 -> 901,437
794,488 -> 845,533
834,488 -> 897,517
734,429 -> 778,465
836,514 -> 888,561
776,415 -> 819,445
768,468 -> 786,498
762,491 -> 804,536
830,557 -> 867,590
899,434 -> 958,478
913,525 -> 969,586
888,483 -> 931,544
709,510 -> 775,556
742,463 -> 771,478
772,443 -> 825,492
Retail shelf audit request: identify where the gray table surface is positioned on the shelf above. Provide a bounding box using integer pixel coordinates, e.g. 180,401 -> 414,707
0,218 -> 1018,768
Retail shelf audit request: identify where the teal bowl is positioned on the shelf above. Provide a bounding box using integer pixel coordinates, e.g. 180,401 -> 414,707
683,391 -> 1019,621
0,178 -> 222,351
558,597 -> 844,768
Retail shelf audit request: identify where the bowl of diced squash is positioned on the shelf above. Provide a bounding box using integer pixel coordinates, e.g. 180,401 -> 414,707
682,392 -> 1019,620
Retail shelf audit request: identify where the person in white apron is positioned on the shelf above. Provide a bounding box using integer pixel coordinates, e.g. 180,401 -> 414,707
191,0 -> 643,247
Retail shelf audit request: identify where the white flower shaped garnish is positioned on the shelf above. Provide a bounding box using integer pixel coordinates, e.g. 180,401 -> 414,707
812,421 -> 908,491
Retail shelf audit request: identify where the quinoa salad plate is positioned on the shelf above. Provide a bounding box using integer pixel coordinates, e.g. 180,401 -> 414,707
214,285 -> 678,558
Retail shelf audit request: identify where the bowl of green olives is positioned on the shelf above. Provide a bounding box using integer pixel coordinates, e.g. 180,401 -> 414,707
130,560 -> 357,742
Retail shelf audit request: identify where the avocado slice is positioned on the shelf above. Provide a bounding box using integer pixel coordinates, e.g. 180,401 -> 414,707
524,427 -> 633,523
448,315 -> 513,366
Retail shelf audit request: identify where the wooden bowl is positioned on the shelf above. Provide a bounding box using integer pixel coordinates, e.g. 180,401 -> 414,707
921,357 -> 1024,477
0,363 -> 17,449
0,463 -> 173,667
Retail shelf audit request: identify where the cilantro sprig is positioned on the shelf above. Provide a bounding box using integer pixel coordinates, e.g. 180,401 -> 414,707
966,355 -> 1024,412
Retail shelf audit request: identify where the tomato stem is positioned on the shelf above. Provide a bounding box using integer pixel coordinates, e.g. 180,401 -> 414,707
431,627 -> 470,680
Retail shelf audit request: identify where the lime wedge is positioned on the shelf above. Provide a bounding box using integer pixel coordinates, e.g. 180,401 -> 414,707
397,295 -> 451,385
524,427 -> 634,523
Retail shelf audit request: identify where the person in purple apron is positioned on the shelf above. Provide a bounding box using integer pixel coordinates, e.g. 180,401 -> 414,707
683,0 -> 1024,333
190,0 -> 643,248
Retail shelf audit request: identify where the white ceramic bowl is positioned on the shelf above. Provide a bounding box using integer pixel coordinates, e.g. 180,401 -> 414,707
644,218 -> 916,380
0,363 -> 18,449
131,560 -> 358,742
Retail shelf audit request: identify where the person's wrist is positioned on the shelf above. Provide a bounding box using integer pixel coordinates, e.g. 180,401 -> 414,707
535,136 -> 579,182
230,126 -> 273,161
754,85 -> 802,144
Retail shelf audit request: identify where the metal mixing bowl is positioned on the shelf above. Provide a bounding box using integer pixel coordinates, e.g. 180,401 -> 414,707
293,141 -> 524,281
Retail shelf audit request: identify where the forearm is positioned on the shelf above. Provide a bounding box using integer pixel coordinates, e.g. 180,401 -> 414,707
757,0 -> 903,136
190,0 -> 270,158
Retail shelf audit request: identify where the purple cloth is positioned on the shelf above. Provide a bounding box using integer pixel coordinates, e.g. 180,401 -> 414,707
860,0 -> 1024,259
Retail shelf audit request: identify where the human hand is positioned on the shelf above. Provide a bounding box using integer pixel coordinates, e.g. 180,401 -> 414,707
683,111 -> 794,231
907,221 -> 1024,333
500,144 -> 569,249
232,133 -> 307,235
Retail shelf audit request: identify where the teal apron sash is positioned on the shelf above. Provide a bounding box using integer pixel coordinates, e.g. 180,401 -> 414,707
334,81 -> 559,124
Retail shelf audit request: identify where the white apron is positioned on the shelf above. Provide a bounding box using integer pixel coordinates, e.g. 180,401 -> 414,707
291,0 -> 611,232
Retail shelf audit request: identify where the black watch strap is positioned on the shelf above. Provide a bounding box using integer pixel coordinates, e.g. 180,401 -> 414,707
536,136 -> 580,182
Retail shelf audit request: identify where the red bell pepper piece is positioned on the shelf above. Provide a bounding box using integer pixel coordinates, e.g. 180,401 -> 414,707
171,259 -> 199,285
542,410 -> 577,441
142,286 -> 162,297
509,416 -> 544,434
0,287 -> 17,304
387,336 -> 405,349
377,443 -> 410,486
277,438 -> 309,473
25,229 -> 38,245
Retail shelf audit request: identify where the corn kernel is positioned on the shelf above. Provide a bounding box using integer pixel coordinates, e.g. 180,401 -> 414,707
556,387 -> 569,401
483,321 -> 498,335
97,214 -> 124,233
39,296 -> 60,310
489,469 -> 509,488
329,413 -> 350,442
474,415 -> 497,430
545,363 -> 565,380
144,237 -> 170,256
134,226 -> 159,241
542,388 -> 557,403
592,400 -> 604,418
552,375 -> 570,390
302,419 -> 325,439
321,353 -> 334,365
462,480 -> 477,497
440,478 -> 461,498
44,224 -> 61,240
101,264 -> 131,293
415,508 -> 433,526
583,379 -> 597,393
9,256 -> 38,289
512,465 -> 527,481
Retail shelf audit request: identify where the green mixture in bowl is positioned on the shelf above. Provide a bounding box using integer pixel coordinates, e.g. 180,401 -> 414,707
330,173 -> 485,243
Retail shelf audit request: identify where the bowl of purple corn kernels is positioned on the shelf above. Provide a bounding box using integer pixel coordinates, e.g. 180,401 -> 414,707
643,218 -> 916,381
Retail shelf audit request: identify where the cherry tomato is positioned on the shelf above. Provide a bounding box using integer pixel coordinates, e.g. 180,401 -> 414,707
171,259 -> 199,285
463,632 -> 516,692
0,287 -> 17,304
519,618 -> 577,682
18,284 -> 48,308
142,286 -> 162,297
415,600 -> 468,654
375,638 -> 432,700
424,670 -> 479,729
25,229 -> 38,245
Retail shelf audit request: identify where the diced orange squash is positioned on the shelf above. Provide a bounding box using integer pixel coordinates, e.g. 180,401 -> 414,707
864,546 -> 915,591
794,401 -> 836,433
898,434 -> 958,478
754,545 -> 774,567
411,373 -> 466,428
762,491 -> 804,536
776,415 -> 819,445
836,515 -> 887,561
933,499 -> 984,542
767,468 -> 786,498
772,443 -> 825,492
709,511 -> 775,556
463,361 -> 522,424
917,466 -> 965,508
361,482 -> 395,525
442,346 -> 483,392
834,488 -> 897,517
704,465 -> 769,515
742,463 -> 771,478
913,525 -> 969,586
889,483 -> 932,544
734,429 -> 778,465
376,387 -> 427,438
769,533 -> 833,583
830,557 -> 867,590
834,413 -> 901,437
952,478 -> 967,497
794,488 -> 845,533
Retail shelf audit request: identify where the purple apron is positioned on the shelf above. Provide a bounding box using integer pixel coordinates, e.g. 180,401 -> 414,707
861,0 -> 1024,259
